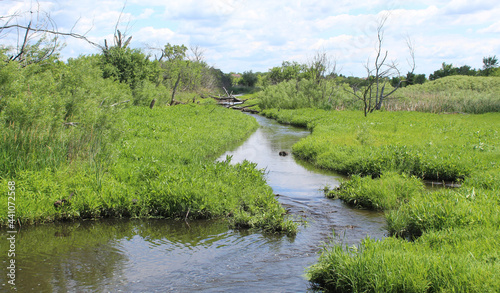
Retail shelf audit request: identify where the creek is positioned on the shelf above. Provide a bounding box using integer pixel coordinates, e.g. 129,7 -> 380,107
1,113 -> 386,292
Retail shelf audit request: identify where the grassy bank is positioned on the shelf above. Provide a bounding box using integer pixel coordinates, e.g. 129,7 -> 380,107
262,109 -> 498,181
307,225 -> 499,292
0,105 -> 296,234
260,108 -> 499,291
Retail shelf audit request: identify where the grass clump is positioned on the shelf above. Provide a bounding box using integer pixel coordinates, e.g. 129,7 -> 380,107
328,172 -> 425,210
386,187 -> 499,238
307,226 -> 500,292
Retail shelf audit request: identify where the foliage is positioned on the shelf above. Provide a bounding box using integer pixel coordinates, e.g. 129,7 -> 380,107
259,79 -> 358,110
429,56 -> 499,80
307,226 -> 500,292
482,55 -> 499,76
391,71 -> 426,87
386,187 -> 499,238
263,109 -> 499,181
392,75 -> 500,113
328,172 -> 425,210
266,61 -> 306,85
0,50 -> 296,234
239,70 -> 259,87
270,108 -> 500,291
259,75 -> 500,114
429,62 -> 478,80
100,46 -> 161,90
0,53 -> 131,176
159,43 -> 227,94
0,94 -> 296,233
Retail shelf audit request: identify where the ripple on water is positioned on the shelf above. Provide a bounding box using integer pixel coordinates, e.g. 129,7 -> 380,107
5,114 -> 387,292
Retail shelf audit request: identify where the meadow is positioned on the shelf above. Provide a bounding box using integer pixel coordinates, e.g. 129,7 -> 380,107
0,105 -> 296,234
0,53 -> 296,234
260,108 -> 499,291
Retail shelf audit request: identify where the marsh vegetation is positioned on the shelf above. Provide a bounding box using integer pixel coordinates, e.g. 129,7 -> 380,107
1,9 -> 499,292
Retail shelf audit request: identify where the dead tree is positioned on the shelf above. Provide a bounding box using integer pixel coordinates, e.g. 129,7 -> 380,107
349,15 -> 415,116
1,8 -> 101,65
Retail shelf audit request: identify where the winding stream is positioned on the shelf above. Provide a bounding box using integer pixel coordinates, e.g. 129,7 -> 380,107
1,114 -> 386,292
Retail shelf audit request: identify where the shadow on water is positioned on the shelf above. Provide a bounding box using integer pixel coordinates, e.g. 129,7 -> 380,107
1,113 -> 386,292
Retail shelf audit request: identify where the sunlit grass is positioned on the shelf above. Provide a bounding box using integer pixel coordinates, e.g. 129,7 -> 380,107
0,105 -> 297,234
262,108 -> 500,290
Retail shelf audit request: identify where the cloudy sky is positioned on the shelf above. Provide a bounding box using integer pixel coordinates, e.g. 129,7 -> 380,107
2,0 -> 499,76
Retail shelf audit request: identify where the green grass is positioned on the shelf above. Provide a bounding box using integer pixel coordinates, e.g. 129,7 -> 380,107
389,75 -> 500,113
0,105 -> 297,234
328,172 -> 425,210
263,109 -> 499,181
386,186 -> 499,238
260,108 -> 499,290
257,75 -> 500,114
307,226 -> 500,292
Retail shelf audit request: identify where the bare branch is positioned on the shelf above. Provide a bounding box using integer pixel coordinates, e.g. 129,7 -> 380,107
2,23 -> 103,49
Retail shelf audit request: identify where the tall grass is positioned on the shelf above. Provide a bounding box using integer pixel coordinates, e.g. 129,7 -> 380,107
388,76 -> 500,113
0,54 -> 297,234
328,172 -> 425,210
258,75 -> 500,114
260,108 -> 500,290
307,226 -> 500,292
263,109 -> 499,181
0,105 -> 297,234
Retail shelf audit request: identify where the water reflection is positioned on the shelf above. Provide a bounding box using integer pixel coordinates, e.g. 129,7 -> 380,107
1,113 -> 386,292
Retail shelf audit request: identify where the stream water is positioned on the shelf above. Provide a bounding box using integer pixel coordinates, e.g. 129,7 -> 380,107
1,114 -> 386,292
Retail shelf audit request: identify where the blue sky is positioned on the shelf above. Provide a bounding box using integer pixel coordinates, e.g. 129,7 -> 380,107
2,0 -> 499,77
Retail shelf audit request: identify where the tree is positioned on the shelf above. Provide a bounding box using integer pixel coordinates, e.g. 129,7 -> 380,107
239,70 -> 258,87
100,46 -> 159,89
349,16 -> 415,116
482,55 -> 498,76
266,61 -> 305,85
304,50 -> 336,83
0,7 -> 99,66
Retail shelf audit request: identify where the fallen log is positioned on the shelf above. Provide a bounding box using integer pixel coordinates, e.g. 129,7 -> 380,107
110,100 -> 130,107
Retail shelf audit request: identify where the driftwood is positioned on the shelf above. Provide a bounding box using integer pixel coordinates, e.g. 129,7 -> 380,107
171,100 -> 187,106
230,106 -> 260,114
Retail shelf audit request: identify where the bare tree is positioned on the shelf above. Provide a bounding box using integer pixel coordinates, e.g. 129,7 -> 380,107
306,50 -> 337,82
189,45 -> 206,63
349,15 -> 415,116
1,6 -> 100,65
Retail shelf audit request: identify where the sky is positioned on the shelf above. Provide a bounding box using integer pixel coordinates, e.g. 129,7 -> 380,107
1,0 -> 499,77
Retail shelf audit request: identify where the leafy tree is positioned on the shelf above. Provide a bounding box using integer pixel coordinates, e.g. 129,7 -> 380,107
239,70 -> 258,87
303,51 -> 335,83
267,61 -> 305,85
100,46 -> 160,89
456,65 -> 477,76
482,55 -> 498,76
392,72 -> 426,87
429,63 -> 458,80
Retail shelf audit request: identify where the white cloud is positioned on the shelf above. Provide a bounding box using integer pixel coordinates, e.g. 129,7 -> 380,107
1,0 -> 499,76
